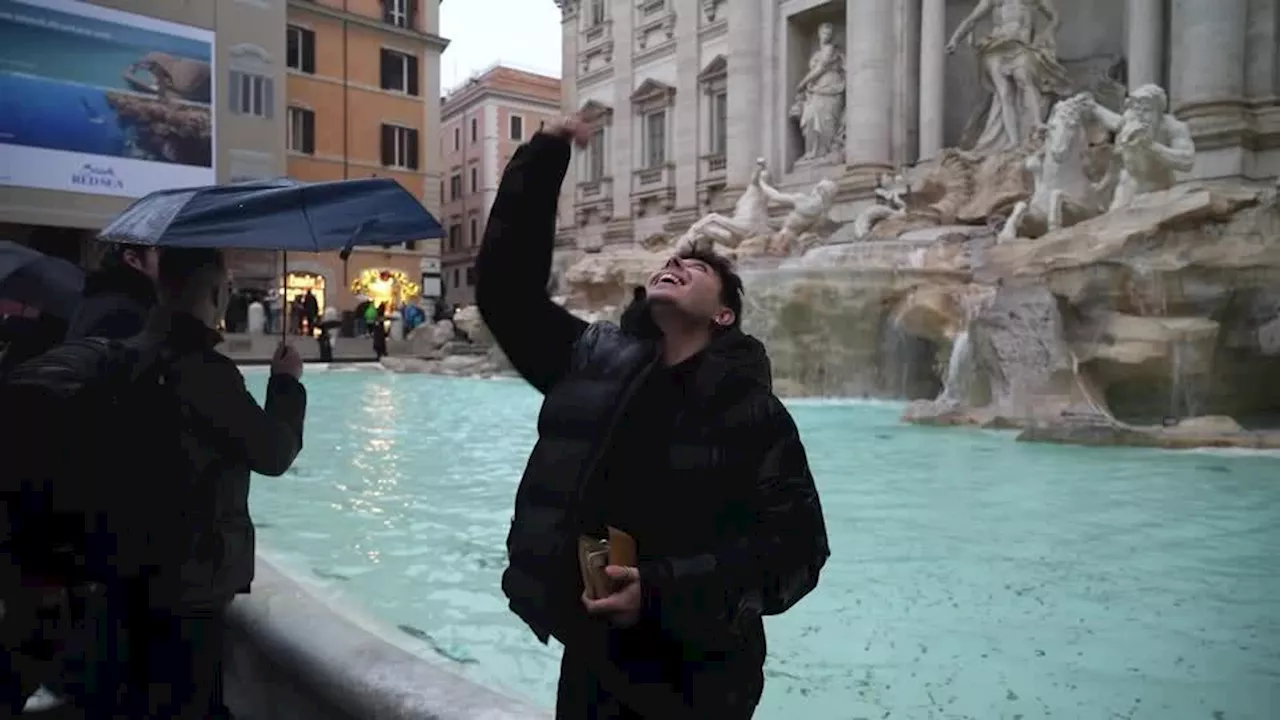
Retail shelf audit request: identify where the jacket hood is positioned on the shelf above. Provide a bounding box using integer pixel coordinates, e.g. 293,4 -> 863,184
696,326 -> 773,394
83,264 -> 157,308
621,285 -> 773,394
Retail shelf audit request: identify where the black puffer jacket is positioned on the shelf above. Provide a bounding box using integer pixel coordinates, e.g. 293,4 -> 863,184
477,132 -> 829,708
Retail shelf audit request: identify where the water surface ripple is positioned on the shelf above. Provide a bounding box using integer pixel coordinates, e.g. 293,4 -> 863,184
247,370 -> 1280,719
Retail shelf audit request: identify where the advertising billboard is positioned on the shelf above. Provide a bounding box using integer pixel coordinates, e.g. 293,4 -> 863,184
0,0 -> 215,198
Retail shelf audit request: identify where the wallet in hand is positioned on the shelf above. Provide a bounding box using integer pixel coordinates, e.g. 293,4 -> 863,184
577,526 -> 637,600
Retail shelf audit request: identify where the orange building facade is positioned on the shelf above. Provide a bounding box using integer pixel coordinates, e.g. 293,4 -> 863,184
226,0 -> 448,316
438,65 -> 561,305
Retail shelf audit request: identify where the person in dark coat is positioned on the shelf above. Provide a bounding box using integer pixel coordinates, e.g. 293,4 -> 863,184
371,313 -> 388,358
476,117 -> 829,719
65,243 -> 158,341
224,289 -> 248,333
302,289 -> 319,335
128,248 -> 306,718
15,242 -> 157,711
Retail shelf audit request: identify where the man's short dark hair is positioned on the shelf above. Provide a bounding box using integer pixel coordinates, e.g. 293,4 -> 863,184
157,247 -> 226,295
97,242 -> 148,272
677,246 -> 744,328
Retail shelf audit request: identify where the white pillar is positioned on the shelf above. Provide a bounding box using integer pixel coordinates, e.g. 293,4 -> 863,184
892,0 -> 920,166
558,2 -> 579,232
1244,0 -> 1277,98
1171,0 -> 1247,105
918,0 -> 946,159
845,0 -> 895,169
1125,0 -> 1164,90
672,5 -> 700,209
610,3 -> 634,225
726,0 -> 763,187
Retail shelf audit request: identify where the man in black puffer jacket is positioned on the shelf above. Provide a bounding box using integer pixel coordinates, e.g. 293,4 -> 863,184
65,243 -> 159,341
477,115 -> 829,719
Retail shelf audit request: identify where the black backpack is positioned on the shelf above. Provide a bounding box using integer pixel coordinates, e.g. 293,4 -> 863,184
1,335 -> 185,588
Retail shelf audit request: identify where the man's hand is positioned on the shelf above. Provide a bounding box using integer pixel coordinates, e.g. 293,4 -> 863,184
582,565 -> 641,628
271,342 -> 303,379
545,111 -> 596,148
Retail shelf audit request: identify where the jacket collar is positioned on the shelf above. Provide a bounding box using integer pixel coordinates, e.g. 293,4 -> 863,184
144,309 -> 224,353
621,286 -> 773,401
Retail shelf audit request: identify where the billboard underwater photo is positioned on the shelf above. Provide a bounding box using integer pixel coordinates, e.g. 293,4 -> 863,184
0,0 -> 216,198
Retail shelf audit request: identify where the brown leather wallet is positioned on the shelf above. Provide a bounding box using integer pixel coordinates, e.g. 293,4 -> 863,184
577,535 -> 611,600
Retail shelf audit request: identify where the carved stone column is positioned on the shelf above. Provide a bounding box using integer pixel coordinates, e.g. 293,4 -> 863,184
557,0 -> 579,232
1170,0 -> 1250,179
1171,0 -> 1247,105
1126,0 -> 1164,90
918,0 -> 945,159
1244,0 -> 1278,99
610,0 -> 635,225
725,0 -> 763,187
673,2 -> 700,210
845,0 -> 894,172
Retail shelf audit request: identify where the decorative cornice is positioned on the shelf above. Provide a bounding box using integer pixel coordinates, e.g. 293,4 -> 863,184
579,98 -> 615,121
697,54 -> 727,84
701,0 -> 722,23
630,78 -> 676,105
554,0 -> 579,21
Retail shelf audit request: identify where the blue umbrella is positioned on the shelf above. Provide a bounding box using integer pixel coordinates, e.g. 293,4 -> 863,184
96,177 -> 444,252
97,177 -> 444,339
0,241 -> 85,318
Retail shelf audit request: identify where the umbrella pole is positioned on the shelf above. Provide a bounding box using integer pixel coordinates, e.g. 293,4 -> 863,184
280,250 -> 288,343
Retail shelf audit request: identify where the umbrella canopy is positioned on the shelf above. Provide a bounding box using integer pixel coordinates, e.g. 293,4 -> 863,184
0,241 -> 85,318
96,177 -> 445,252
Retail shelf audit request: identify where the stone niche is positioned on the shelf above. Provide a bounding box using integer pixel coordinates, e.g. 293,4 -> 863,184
783,2 -> 846,171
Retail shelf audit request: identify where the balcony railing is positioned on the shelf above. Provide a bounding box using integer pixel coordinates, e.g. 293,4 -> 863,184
633,163 -> 673,190
576,177 -> 614,205
700,153 -> 726,179
584,20 -> 612,46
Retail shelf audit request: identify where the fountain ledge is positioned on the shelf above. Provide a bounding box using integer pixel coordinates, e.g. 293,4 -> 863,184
224,556 -> 548,720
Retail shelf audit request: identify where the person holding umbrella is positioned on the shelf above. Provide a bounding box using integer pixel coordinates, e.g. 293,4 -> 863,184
125,247 -> 306,718
4,175 -> 441,715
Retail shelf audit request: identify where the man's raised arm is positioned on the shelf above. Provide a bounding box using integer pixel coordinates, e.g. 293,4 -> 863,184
475,118 -> 590,395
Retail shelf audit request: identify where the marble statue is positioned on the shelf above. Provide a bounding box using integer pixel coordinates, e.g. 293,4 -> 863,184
792,22 -> 846,164
854,172 -> 910,239
758,173 -> 839,255
677,159 -> 836,257
946,0 -> 1072,155
677,158 -> 774,251
1087,84 -> 1196,211
999,92 -> 1110,241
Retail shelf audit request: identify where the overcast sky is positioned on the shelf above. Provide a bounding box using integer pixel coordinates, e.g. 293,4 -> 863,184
440,0 -> 562,93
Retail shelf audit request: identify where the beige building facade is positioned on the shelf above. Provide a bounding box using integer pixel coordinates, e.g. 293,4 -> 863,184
438,64 -> 561,305
553,0 -> 1280,254
0,0 -> 287,263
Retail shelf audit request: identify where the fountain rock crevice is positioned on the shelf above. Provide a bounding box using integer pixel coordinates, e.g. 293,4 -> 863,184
901,184 -> 1280,446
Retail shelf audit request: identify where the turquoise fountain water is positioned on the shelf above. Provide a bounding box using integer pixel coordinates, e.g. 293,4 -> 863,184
246,367 -> 1280,719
